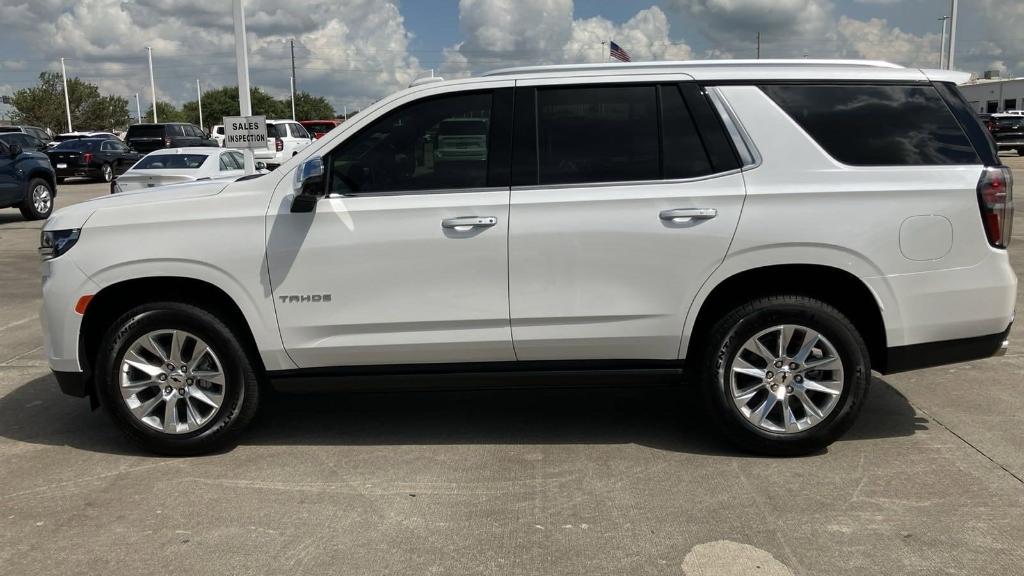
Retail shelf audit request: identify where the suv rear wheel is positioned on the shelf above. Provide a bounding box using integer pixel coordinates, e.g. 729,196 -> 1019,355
696,295 -> 870,456
19,178 -> 53,220
100,163 -> 114,182
96,302 -> 260,455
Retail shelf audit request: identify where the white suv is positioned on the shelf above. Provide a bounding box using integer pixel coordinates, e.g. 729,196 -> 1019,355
254,119 -> 312,169
40,60 -> 1016,455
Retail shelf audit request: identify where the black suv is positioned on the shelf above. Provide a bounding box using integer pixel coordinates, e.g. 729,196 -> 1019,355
986,114 -> 1024,155
0,137 -> 57,220
0,125 -> 52,146
124,123 -> 218,154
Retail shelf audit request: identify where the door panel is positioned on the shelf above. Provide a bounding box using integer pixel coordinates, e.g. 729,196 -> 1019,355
266,190 -> 514,367
509,176 -> 745,360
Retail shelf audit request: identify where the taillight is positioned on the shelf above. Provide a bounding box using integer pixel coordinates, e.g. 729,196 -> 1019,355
977,166 -> 1014,249
164,136 -> 172,147
83,152 -> 93,164
275,137 -> 283,152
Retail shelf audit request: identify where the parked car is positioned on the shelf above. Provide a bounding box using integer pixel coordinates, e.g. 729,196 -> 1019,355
254,119 -> 312,169
0,125 -> 53,146
986,113 -> 1024,155
300,119 -> 341,139
124,123 -> 218,154
51,131 -> 119,148
111,148 -> 264,193
0,132 -> 49,152
40,60 -> 1015,456
0,136 -> 56,220
45,137 -> 142,183
211,124 -> 225,147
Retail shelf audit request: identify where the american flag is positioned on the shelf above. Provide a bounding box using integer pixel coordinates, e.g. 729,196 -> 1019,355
609,41 -> 631,62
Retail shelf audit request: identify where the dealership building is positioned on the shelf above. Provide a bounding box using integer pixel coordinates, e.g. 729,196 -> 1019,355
958,73 -> 1024,114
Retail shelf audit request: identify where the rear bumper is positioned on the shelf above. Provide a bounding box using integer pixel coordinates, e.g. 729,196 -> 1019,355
54,167 -> 100,178
880,323 -> 1011,374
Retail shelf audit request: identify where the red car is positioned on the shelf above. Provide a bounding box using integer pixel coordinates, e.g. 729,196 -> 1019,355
300,120 -> 342,139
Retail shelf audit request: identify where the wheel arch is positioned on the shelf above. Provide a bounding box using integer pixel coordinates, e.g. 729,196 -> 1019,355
26,167 -> 57,196
79,276 -> 268,399
683,263 -> 888,371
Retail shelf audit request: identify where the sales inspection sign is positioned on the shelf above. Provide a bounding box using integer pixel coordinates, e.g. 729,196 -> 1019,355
223,115 -> 267,148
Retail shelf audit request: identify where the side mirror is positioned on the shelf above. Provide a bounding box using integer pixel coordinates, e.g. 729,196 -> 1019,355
255,161 -> 267,171
8,143 -> 22,157
291,156 -> 324,213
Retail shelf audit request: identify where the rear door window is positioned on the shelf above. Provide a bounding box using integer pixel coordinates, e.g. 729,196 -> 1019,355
536,85 -> 660,185
760,84 -> 980,165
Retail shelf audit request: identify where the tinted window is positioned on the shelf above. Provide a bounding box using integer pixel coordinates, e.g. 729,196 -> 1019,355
537,86 -> 659,185
267,123 -> 287,138
127,125 -> 164,139
661,85 -> 713,179
219,151 -> 243,171
326,91 -> 492,194
0,127 -> 19,133
303,122 -> 336,133
101,141 -> 114,151
134,154 -> 208,169
290,123 -> 310,139
0,133 -> 31,147
227,151 -> 244,169
53,139 -> 99,151
761,84 -> 979,165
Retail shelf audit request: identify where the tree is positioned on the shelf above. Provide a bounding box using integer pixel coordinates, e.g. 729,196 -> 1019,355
178,86 -> 297,130
294,91 -> 336,120
143,101 -> 186,123
10,72 -> 130,133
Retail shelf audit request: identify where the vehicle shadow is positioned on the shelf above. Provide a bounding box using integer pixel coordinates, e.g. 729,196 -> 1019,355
0,372 -> 927,457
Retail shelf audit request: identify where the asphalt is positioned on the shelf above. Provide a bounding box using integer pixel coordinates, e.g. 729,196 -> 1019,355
1,162 -> 1022,576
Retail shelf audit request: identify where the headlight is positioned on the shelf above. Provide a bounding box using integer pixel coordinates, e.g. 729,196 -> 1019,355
39,229 -> 80,260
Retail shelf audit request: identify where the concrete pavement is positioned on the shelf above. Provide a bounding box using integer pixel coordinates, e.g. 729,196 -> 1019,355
1,164 -> 1022,576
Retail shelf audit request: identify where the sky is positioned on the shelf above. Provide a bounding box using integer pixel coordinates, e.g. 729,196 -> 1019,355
1,0 -> 1022,118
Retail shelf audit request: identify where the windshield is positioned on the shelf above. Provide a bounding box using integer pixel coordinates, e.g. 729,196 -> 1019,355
133,154 -> 209,169
53,139 -> 99,151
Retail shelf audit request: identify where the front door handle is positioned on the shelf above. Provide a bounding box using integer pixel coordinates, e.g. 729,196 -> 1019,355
659,208 -> 718,222
441,216 -> 497,229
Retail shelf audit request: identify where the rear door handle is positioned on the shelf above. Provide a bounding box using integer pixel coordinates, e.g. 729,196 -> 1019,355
659,208 -> 718,221
441,216 -> 497,229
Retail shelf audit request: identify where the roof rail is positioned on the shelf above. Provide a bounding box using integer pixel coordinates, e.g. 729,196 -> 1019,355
410,75 -> 445,87
483,59 -> 903,77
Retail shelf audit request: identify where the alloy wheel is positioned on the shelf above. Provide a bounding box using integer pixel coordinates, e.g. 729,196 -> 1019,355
103,164 -> 113,182
32,184 -> 52,215
727,324 -> 845,434
119,329 -> 227,434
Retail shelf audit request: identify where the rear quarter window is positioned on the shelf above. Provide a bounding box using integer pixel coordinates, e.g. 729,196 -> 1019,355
760,84 -> 980,165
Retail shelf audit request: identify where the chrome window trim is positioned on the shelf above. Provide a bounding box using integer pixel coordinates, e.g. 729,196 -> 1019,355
326,185 -> 509,199
510,168 -> 743,192
706,86 -> 761,170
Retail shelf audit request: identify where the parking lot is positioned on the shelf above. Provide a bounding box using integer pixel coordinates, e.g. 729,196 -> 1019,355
1,163 -> 1022,575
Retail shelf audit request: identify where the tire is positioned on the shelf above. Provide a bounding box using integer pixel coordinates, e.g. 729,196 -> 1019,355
95,302 -> 260,455
1017,148 -> 1024,156
695,295 -> 870,456
19,178 -> 54,220
100,163 -> 114,183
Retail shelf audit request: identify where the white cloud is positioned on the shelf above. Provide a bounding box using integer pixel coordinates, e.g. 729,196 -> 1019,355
835,16 -> 940,67
443,1 -> 693,75
1,0 -> 422,112
668,0 -> 833,55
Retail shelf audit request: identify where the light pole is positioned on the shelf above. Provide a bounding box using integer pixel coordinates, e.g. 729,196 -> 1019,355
135,93 -> 142,124
146,46 -> 158,122
290,76 -> 296,120
233,0 -> 255,174
948,0 -> 959,69
937,16 -> 950,69
60,57 -> 72,133
196,78 -> 204,130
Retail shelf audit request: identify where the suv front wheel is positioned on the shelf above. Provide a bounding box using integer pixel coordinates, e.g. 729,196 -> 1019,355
697,295 -> 870,456
96,302 -> 260,455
